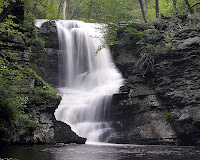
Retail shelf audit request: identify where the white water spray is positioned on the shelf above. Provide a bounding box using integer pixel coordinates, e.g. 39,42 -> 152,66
54,20 -> 124,143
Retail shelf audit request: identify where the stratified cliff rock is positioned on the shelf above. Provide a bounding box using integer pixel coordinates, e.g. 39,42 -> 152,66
109,19 -> 200,145
21,18 -> 200,146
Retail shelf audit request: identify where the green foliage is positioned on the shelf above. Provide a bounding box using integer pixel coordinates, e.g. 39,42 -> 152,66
0,56 -> 33,129
23,13 -> 45,49
125,24 -> 144,39
164,111 -> 172,121
177,11 -> 188,21
0,15 -> 24,48
28,69 -> 58,101
24,0 -> 60,20
0,15 -> 22,36
24,13 -> 36,30
143,29 -> 161,43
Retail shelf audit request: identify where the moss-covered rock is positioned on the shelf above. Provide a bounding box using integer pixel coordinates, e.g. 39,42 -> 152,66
0,16 -> 86,144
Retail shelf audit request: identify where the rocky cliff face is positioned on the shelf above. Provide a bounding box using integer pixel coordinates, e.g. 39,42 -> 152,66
30,19 -> 200,146
109,19 -> 200,145
0,19 -> 86,144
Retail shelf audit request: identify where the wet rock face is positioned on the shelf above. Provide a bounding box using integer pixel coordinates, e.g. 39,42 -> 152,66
110,28 -> 200,145
30,48 -> 59,87
39,21 -> 59,49
32,107 -> 86,144
30,21 -> 60,88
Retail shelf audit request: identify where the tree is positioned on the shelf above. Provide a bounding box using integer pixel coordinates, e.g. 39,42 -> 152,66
57,0 -> 63,20
172,0 -> 178,15
138,0 -> 147,23
184,0 -> 194,14
0,0 -> 23,23
63,0 -> 66,20
155,0 -> 159,18
70,0 -> 83,20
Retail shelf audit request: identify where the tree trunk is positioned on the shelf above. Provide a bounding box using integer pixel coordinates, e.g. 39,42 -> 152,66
155,0 -> 159,18
57,0 -> 63,20
71,0 -> 83,20
190,2 -> 200,9
138,0 -> 147,23
184,0 -> 194,14
63,0 -> 66,20
173,0 -> 178,15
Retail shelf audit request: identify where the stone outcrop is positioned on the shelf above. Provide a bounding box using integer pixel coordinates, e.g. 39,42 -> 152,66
31,103 -> 86,144
109,23 -> 200,145
0,20 -> 86,144
30,21 -> 59,87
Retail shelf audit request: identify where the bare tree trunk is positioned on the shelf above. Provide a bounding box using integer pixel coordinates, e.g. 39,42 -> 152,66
155,0 -> 159,18
184,0 -> 194,14
173,0 -> 178,15
190,2 -> 200,9
71,0 -> 83,20
63,0 -> 66,20
57,0 -> 63,20
138,0 -> 147,23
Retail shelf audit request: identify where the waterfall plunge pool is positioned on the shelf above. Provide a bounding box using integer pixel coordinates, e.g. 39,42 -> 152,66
14,20 -> 199,160
1,144 -> 200,160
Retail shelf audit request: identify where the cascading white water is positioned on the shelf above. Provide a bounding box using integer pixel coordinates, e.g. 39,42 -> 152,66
54,20 -> 124,143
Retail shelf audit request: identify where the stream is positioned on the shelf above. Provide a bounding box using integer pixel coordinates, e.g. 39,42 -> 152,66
1,144 -> 200,160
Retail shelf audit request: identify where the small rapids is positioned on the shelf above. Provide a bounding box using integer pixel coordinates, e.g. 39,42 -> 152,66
54,20 -> 124,143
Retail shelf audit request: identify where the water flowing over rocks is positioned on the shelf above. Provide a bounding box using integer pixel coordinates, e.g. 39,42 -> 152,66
34,20 -> 200,145
5,19 -> 199,145
29,20 -> 86,144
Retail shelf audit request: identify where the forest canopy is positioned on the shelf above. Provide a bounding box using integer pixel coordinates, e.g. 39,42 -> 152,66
0,0 -> 200,24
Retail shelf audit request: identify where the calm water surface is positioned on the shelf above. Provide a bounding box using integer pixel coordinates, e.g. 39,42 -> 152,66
1,143 -> 200,160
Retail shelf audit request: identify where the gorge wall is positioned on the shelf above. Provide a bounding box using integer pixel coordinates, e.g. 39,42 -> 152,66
4,17 -> 199,145
109,18 -> 200,146
36,18 -> 200,145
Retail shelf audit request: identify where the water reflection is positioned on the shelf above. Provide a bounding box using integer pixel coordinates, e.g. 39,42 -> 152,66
1,144 -> 200,160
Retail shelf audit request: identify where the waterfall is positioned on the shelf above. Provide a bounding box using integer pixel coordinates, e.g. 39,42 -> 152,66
54,20 -> 124,143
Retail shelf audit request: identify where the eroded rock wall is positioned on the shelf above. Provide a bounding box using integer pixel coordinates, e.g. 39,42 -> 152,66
32,20 -> 200,146
109,22 -> 200,145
